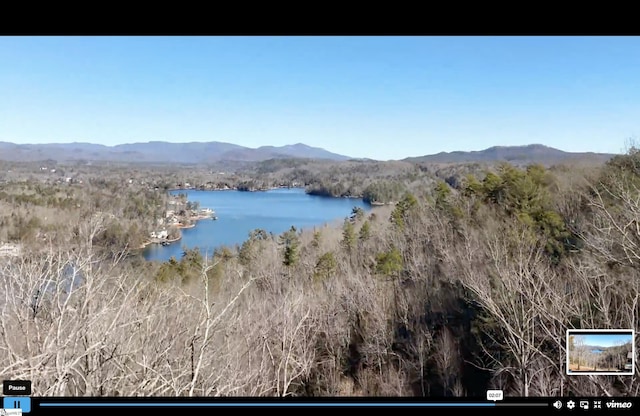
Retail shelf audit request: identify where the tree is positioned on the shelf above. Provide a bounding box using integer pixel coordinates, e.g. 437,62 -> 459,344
568,335 -> 575,352
434,328 -> 461,396
341,219 -> 356,255
167,227 -> 181,240
574,336 -> 586,370
482,171 -> 505,204
239,228 -> 268,266
434,181 -> 451,208
279,226 -> 300,267
314,252 -> 337,281
375,247 -> 403,278
311,230 -> 321,248
359,221 -> 371,242
390,193 -> 418,231
462,174 -> 483,197
363,181 -> 405,204
457,224 -> 565,397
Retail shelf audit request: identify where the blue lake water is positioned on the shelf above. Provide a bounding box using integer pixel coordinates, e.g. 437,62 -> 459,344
142,188 -> 371,262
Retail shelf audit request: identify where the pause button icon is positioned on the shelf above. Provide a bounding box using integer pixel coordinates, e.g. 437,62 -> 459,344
2,397 -> 30,413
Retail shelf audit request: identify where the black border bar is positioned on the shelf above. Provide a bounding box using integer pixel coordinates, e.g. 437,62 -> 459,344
1,396 -> 635,415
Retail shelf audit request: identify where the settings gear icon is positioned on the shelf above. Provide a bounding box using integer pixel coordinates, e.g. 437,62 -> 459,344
566,400 -> 576,410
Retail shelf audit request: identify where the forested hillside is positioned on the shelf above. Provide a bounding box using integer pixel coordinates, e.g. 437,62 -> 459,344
0,150 -> 638,397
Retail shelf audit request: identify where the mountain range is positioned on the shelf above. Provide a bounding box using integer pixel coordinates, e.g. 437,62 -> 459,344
0,141 -> 352,164
403,144 -> 616,165
0,141 -> 618,165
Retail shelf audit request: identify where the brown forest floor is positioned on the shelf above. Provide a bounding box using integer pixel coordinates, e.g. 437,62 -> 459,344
568,363 -> 621,372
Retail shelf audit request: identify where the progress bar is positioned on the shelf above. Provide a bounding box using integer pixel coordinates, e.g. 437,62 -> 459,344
39,402 -> 549,407
41,402 -> 497,407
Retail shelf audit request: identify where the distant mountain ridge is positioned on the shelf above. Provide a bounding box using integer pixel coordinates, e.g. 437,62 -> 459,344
0,141 -> 618,165
403,144 -> 616,165
0,141 -> 352,163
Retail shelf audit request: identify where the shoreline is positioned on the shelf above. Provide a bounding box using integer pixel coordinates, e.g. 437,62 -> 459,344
137,214 -> 214,250
167,186 -> 306,193
167,187 -> 375,206
137,234 -> 181,250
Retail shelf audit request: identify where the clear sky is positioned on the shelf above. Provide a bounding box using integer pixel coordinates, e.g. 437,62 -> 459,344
575,334 -> 633,348
1,36 -> 639,160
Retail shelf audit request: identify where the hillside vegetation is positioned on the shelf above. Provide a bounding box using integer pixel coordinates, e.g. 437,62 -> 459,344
0,150 -> 638,397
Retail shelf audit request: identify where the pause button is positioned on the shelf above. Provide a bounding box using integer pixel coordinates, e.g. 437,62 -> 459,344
2,397 -> 30,413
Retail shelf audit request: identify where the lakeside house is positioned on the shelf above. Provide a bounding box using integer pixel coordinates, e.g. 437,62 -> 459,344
199,208 -> 214,215
150,230 -> 168,240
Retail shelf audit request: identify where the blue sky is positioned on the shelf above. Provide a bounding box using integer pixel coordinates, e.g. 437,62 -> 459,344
575,334 -> 633,348
1,36 -> 639,160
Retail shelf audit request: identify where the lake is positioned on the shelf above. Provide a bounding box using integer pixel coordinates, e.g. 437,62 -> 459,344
142,188 -> 371,262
